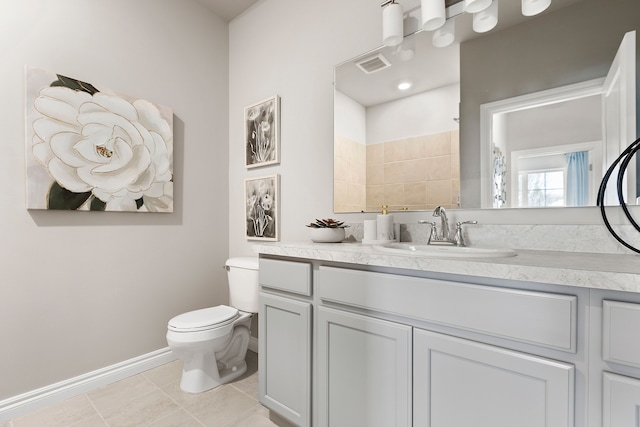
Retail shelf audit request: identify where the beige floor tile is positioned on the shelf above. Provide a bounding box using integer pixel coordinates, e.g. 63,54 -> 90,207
87,374 -> 158,417
99,389 -> 179,427
229,353 -> 259,400
142,360 -> 182,388
197,387 -> 257,427
12,395 -> 97,427
230,373 -> 259,401
224,403 -> 279,427
69,414 -> 108,427
148,408 -> 202,427
10,352 -> 262,427
163,383 -> 257,427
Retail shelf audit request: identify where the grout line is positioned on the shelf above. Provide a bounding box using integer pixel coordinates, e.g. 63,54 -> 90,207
10,359 -> 264,427
221,402 -> 263,427
229,382 -> 259,403
148,406 -> 203,427
154,383 -> 206,427
84,373 -> 160,426
84,390 -> 110,427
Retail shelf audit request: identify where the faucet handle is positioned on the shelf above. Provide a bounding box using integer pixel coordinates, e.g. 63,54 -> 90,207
454,221 -> 478,246
456,220 -> 478,227
418,220 -> 439,242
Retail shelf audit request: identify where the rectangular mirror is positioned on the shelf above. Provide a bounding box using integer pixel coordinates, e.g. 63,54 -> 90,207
334,0 -> 638,213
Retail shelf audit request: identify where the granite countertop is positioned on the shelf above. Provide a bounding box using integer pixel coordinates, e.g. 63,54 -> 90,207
253,241 -> 640,293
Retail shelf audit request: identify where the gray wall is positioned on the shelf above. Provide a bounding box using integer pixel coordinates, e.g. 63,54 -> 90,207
460,0 -> 640,207
228,0 -> 382,256
0,0 -> 229,400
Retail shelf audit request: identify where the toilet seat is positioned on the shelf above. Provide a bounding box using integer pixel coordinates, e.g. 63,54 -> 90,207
168,305 -> 239,332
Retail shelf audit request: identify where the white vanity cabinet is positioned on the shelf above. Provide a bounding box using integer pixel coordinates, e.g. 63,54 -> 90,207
258,258 -> 313,427
413,329 -> 574,427
316,265 -> 579,427
602,372 -> 640,426
256,255 -> 598,427
591,293 -> 640,427
316,306 -> 412,427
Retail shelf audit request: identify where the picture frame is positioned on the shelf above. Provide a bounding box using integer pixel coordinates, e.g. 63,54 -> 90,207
245,95 -> 280,168
24,65 -> 174,212
244,174 -> 279,241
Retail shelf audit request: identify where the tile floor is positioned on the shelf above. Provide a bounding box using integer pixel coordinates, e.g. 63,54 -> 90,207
3,351 -> 283,427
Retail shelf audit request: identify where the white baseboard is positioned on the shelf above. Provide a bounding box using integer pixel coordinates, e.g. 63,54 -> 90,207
0,347 -> 177,422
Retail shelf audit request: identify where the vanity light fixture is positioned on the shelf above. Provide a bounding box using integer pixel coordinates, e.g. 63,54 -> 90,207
464,0 -> 492,14
522,0 -> 551,16
421,0 -> 446,31
382,0 -> 404,47
432,18 -> 456,48
406,0 -> 543,49
397,36 -> 416,61
473,0 -> 498,33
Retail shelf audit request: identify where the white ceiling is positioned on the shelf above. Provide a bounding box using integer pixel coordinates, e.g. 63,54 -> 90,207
337,0 -> 582,107
194,0 -> 260,22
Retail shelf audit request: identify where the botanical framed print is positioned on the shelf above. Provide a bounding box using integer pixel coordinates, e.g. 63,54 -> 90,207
245,174 -> 279,241
25,65 -> 173,212
245,95 -> 280,168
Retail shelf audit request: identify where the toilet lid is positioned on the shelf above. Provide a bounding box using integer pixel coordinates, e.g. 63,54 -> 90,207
168,305 -> 239,332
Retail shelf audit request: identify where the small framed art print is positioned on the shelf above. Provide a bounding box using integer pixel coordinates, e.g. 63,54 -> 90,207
244,174 -> 279,241
245,95 -> 280,168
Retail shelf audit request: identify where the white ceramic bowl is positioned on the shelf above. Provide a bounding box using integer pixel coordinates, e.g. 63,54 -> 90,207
309,227 -> 345,243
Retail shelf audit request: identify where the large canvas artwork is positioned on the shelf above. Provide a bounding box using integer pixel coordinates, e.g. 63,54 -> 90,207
245,174 -> 279,241
25,66 -> 174,212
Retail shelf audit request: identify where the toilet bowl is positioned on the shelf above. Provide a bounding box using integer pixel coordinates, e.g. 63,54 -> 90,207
166,257 -> 259,393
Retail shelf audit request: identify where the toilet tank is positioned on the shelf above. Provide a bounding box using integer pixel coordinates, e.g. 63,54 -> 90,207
225,257 -> 259,313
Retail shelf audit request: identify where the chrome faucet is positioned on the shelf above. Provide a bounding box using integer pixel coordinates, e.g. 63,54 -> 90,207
418,206 -> 478,246
433,206 -> 450,240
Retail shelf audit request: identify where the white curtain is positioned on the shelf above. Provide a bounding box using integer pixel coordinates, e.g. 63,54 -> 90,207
566,151 -> 589,206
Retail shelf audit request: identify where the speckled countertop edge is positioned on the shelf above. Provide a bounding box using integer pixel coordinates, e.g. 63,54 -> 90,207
253,242 -> 640,293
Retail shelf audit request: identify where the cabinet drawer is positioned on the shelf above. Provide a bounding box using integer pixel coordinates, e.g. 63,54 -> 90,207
603,300 -> 640,368
318,266 -> 577,352
260,258 -> 312,296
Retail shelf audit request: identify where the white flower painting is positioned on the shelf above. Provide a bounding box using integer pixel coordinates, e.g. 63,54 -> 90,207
245,174 -> 279,241
245,95 -> 280,168
25,66 -> 173,212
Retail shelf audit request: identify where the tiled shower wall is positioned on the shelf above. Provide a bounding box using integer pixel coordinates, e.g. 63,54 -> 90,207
368,130 -> 460,211
334,130 -> 460,212
334,134 -> 366,212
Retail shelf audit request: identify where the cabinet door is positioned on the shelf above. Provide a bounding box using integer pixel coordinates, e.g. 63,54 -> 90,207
259,292 -> 311,427
317,306 -> 412,427
603,372 -> 640,427
414,329 -> 575,427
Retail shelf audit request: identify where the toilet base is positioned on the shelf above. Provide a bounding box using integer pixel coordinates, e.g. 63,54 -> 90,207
175,315 -> 253,394
180,359 -> 248,393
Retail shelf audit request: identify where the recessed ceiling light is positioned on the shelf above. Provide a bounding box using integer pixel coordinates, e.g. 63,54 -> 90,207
398,81 -> 412,90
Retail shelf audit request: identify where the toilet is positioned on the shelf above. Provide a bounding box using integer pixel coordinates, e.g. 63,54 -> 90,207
166,257 -> 259,393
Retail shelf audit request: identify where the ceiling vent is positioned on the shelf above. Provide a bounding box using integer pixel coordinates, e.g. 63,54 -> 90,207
356,54 -> 391,74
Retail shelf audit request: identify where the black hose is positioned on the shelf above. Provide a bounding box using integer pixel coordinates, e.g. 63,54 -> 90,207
597,136 -> 640,254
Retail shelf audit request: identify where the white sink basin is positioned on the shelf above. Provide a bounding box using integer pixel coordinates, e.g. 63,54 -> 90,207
373,242 -> 517,258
